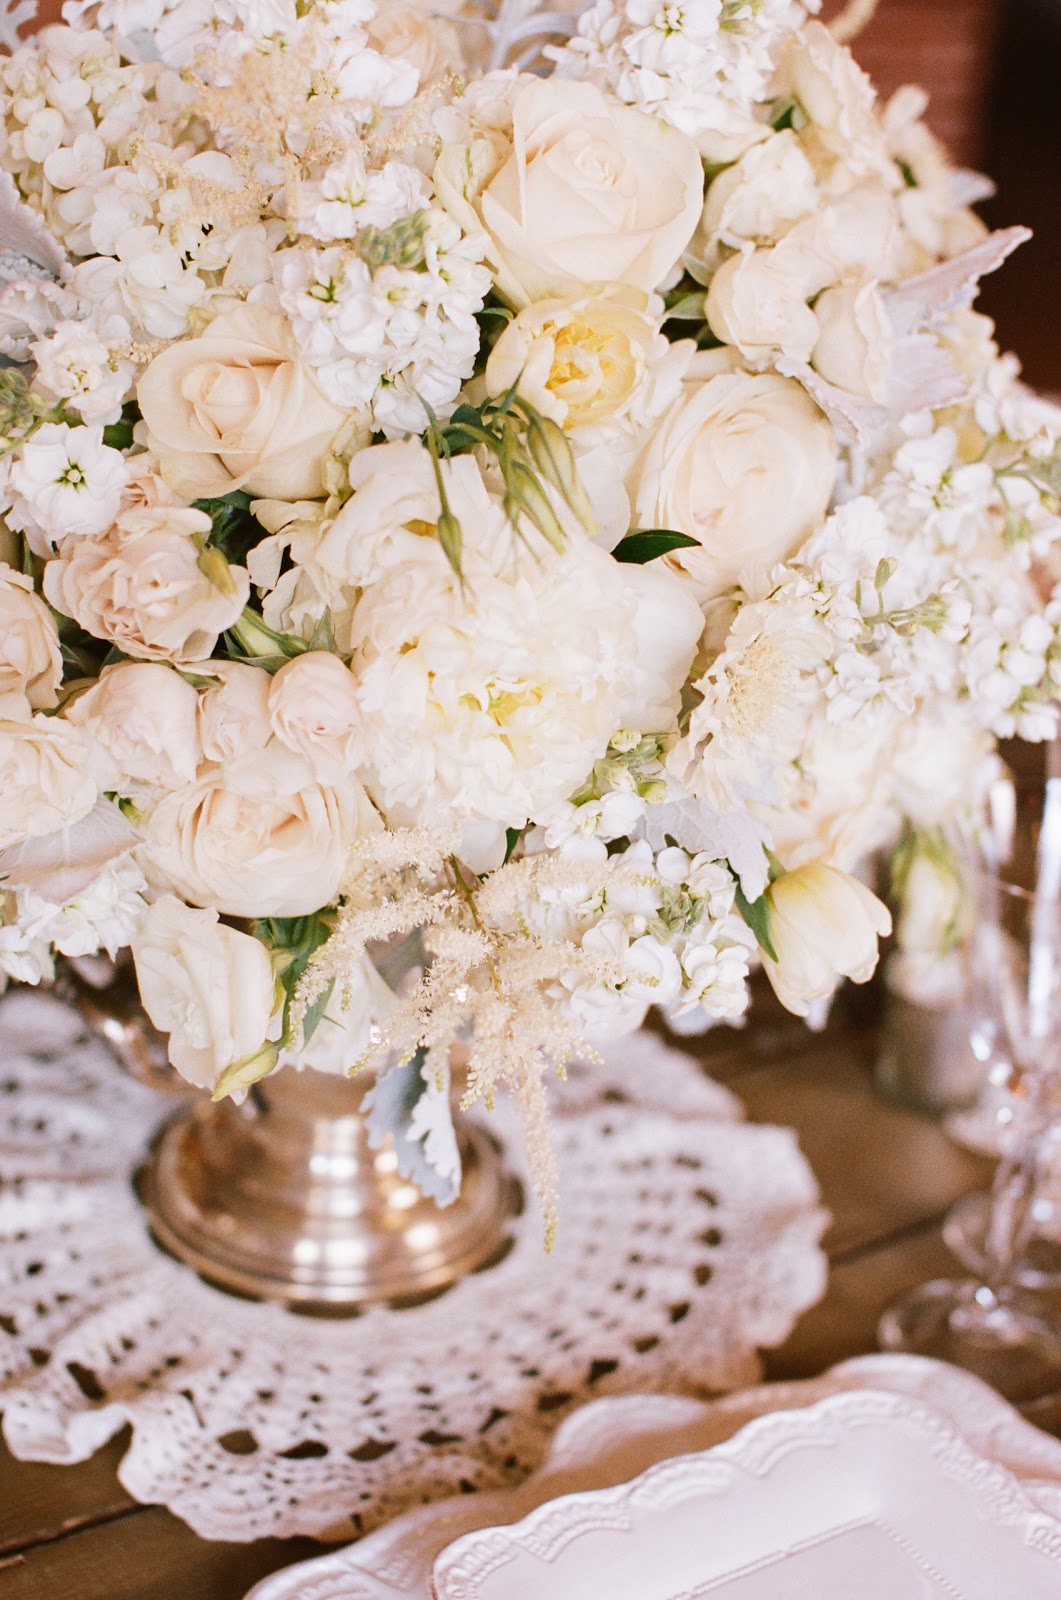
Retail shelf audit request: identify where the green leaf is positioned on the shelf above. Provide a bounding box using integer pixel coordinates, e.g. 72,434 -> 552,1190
301,976 -> 336,1046
734,881 -> 779,963
613,529 -> 702,565
663,291 -> 708,322
504,827 -> 521,864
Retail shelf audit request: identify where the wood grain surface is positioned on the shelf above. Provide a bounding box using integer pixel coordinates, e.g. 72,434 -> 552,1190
0,983 -> 1017,1600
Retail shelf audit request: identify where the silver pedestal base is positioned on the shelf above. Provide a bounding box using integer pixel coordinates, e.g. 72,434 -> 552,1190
139,1067 -> 519,1310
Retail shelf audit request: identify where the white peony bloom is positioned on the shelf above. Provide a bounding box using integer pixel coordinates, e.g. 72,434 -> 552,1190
331,444 -> 703,867
132,895 -> 279,1092
761,861 -> 891,1016
7,424 -> 128,555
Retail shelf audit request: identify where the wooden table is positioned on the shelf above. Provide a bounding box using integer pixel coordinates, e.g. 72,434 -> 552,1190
0,987 -> 1015,1600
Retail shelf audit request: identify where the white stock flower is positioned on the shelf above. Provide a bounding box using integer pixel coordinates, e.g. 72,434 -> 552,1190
30,318 -> 134,426
7,424 -> 128,555
761,861 -> 891,1016
556,0 -> 810,163
132,895 -> 279,1092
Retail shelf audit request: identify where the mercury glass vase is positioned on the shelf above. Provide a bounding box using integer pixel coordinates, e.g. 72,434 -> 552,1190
65,961 -> 519,1310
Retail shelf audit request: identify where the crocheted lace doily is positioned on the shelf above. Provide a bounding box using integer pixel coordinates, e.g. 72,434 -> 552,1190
0,989 -> 827,1543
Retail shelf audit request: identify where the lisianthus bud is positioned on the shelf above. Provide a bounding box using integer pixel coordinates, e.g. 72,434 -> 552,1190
761,861 -> 891,1016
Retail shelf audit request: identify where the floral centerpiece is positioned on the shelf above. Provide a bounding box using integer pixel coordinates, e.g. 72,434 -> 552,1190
1,0 -> 1059,1229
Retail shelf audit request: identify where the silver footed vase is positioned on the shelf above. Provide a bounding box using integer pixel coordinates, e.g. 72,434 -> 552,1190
64,960 -> 519,1310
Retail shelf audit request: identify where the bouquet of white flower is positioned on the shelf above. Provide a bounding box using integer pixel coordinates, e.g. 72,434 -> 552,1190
1,0 -> 1058,1222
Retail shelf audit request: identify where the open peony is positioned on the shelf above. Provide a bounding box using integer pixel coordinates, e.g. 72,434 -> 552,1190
323,442 -> 704,868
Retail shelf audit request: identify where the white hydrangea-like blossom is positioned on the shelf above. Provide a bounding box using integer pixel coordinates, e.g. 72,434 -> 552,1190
275,209 -> 490,434
554,0 -> 818,160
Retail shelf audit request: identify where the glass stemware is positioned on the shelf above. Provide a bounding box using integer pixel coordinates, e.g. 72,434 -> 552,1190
878,764 -> 1061,1404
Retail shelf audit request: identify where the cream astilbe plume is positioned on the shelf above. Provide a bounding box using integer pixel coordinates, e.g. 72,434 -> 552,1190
290,830 -> 669,1243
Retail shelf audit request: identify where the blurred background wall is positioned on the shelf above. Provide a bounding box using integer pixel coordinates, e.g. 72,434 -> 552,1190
838,0 -> 1060,393
18,0 -> 1061,390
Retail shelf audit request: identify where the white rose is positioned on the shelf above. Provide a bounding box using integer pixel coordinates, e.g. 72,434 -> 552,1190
705,245 -> 820,363
0,713 -> 105,852
811,278 -> 894,402
137,305 -> 348,500
64,663 -> 202,791
132,896 -> 279,1092
633,369 -> 837,599
139,744 -> 380,918
484,287 -> 689,437
435,78 -> 704,308
43,506 -> 251,664
0,564 -> 62,715
365,0 -> 463,85
268,651 -> 362,783
701,131 -> 818,250
196,661 -> 274,765
761,862 -> 892,1017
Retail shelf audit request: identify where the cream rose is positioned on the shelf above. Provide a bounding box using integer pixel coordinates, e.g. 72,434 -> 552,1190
64,663 -> 202,791
132,896 -> 279,1092
137,305 -> 347,500
701,131 -> 818,250
138,744 -> 380,917
484,287 -> 682,434
705,245 -> 820,362
43,506 -> 251,664
196,661 -> 274,765
761,861 -> 892,1017
365,0 -> 463,85
811,278 -> 894,402
0,564 -> 62,715
633,368 -> 837,598
269,651 -> 362,783
436,78 -> 704,308
0,713 -> 105,852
